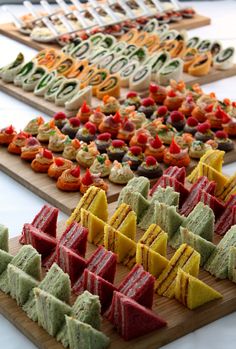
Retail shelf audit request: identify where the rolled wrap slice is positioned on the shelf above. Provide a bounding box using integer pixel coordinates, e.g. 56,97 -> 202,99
89,33 -> 105,46
157,58 -> 183,85
110,42 -> 127,55
62,39 -> 82,55
121,29 -> 139,44
14,61 -> 36,86
88,49 -> 109,66
22,66 -> 47,92
120,61 -> 140,88
55,79 -> 80,107
143,18 -> 159,33
70,40 -> 92,60
109,56 -> 129,75
97,53 -> 116,69
197,40 -> 212,53
79,66 -> 98,89
55,57 -> 75,76
99,35 -> 117,49
214,47 -> 235,70
34,50 -> 48,63
181,47 -> 198,72
36,49 -> 60,69
1,53 -> 24,82
65,86 -> 92,111
210,41 -> 222,57
122,45 -> 137,57
87,69 -> 109,96
134,32 -> 148,47
96,75 -> 120,100
44,76 -> 66,102
165,39 -> 186,58
128,47 -> 148,63
188,52 -> 212,76
34,70 -> 57,96
145,51 -> 170,79
187,37 -> 200,48
66,60 -> 89,79
160,30 -> 179,42
129,65 -> 152,92
144,34 -> 160,52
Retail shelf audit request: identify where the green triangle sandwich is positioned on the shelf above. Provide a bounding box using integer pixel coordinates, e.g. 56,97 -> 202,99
34,288 -> 72,337
228,246 -> 236,283
120,190 -> 150,223
151,186 -> 180,207
0,224 -> 9,252
205,225 -> 236,279
0,249 -> 13,275
117,176 -> 150,206
0,245 -> 41,293
66,316 -> 110,349
180,228 -> 216,266
23,263 -> 71,321
7,264 -> 39,306
57,290 -> 101,347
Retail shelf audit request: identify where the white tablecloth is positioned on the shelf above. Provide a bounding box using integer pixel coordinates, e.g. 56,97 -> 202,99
0,2 -> 235,348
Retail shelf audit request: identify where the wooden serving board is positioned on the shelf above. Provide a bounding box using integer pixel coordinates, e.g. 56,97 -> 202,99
0,147 -> 124,215
0,215 -> 236,349
0,15 -> 211,52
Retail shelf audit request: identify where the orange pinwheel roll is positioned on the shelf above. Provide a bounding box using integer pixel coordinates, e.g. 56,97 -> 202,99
66,60 -> 89,79
55,56 -> 76,76
121,28 -> 139,44
182,48 -> 198,72
96,75 -> 120,100
87,69 -> 109,96
188,52 -> 212,76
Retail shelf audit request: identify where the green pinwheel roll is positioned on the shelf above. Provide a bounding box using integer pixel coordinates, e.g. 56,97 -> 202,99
34,70 -> 57,96
14,61 -> 36,87
44,76 -> 66,102
55,79 -> 80,107
214,47 -> 235,70
157,58 -> 183,86
22,66 -> 47,92
120,61 -> 139,87
0,53 -> 24,82
109,56 -> 129,74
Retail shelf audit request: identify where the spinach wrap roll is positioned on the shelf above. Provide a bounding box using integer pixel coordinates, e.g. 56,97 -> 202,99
1,53 -> 24,83
22,66 -> 47,92
14,61 -> 36,87
34,70 -> 57,96
55,79 -> 80,106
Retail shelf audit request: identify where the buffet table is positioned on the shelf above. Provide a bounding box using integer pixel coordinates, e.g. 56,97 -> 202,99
0,1 -> 236,349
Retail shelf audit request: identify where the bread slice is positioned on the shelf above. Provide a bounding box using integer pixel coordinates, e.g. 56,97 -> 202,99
7,264 -> 38,306
104,225 -> 136,269
57,290 -> 102,347
34,288 -> 72,337
0,245 -> 41,293
117,176 -> 150,206
175,268 -> 222,309
23,263 -> 70,321
180,228 -> 216,266
228,246 -> 236,283
205,225 -> 236,279
0,249 -> 13,275
119,190 -> 149,223
67,186 -> 108,225
151,186 -> 180,207
108,203 -> 136,240
0,224 -> 9,252
66,316 -> 110,349
155,243 -> 200,298
136,243 -> 168,278
138,224 -> 168,256
81,208 -> 106,246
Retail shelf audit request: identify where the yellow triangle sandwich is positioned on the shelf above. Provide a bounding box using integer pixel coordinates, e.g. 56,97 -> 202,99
155,243 -> 200,298
108,204 -> 136,240
81,209 -> 105,246
138,224 -> 168,257
136,243 -> 168,278
67,186 -> 108,225
175,268 -> 222,309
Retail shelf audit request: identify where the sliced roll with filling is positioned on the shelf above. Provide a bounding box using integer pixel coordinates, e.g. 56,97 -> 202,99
120,61 -> 139,88
96,75 -> 120,100
34,70 -> 57,96
88,49 -> 109,66
97,52 -> 116,70
14,61 -> 36,87
44,76 -> 66,102
145,51 -> 170,79
128,47 -> 148,63
109,56 -> 129,75
70,40 -> 92,60
129,65 -> 152,92
0,53 -> 24,82
66,60 -> 89,79
214,47 -> 235,70
55,79 -> 80,107
188,52 -> 212,76
55,57 -> 75,76
87,69 -> 109,96
65,86 -> 92,112
22,66 -> 47,92
157,58 -> 183,85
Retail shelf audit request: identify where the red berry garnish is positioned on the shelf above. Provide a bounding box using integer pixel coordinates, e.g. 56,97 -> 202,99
222,113 -> 231,124
170,111 -> 184,122
157,106 -> 168,116
27,137 -> 39,146
53,112 -> 67,120
205,104 -> 214,113
84,122 -> 97,134
215,106 -> 228,120
43,148 -> 53,159
55,157 -> 65,167
127,91 -> 138,98
197,121 -> 211,134
72,139 -> 81,148
18,131 -> 30,139
123,120 -> 135,132
130,146 -> 142,156
149,83 -> 159,93
145,155 -> 157,166
97,132 -> 111,141
215,130 -> 228,139
113,112 -> 121,124
142,97 -> 155,107
80,101 -> 91,114
167,90 -> 177,97
81,169 -> 93,185
111,139 -> 125,148
137,133 -> 148,144
70,165 -> 81,178
187,117 -> 198,127
5,125 -> 15,135
150,135 -> 163,149
169,138 -> 181,154
69,118 -> 80,127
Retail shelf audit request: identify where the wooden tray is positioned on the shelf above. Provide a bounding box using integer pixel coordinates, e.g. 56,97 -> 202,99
0,214 -> 235,349
0,15 -> 211,52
